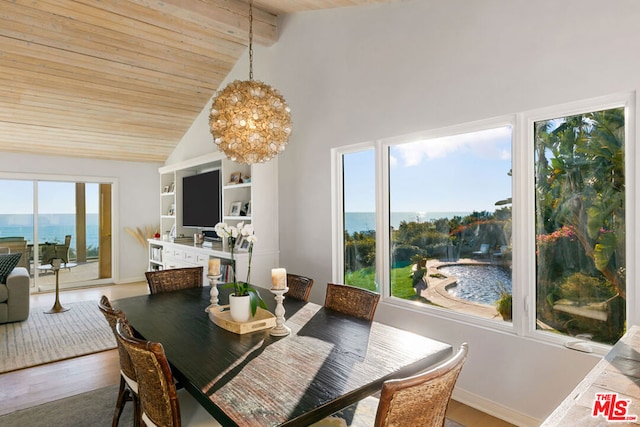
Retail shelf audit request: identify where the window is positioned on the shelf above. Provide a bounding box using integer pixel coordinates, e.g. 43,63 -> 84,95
388,126 -> 512,321
341,148 -> 378,292
534,107 -> 626,345
333,94 -> 632,348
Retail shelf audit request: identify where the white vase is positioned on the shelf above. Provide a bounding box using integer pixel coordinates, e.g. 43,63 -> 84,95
229,294 -> 251,323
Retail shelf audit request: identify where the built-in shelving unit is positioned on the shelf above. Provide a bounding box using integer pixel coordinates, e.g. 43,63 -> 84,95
150,152 -> 279,288
222,162 -> 252,227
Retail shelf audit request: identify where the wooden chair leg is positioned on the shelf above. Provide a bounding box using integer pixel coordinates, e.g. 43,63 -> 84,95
112,376 -> 128,427
132,391 -> 140,427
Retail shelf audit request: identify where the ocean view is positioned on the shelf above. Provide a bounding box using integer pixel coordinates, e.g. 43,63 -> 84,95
345,211 -> 470,233
0,213 -> 100,248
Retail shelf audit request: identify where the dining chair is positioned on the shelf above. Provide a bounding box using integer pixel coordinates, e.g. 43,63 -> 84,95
313,343 -> 469,427
324,282 -> 380,321
145,266 -> 203,294
115,317 -> 221,427
97,295 -> 140,427
285,273 -> 314,302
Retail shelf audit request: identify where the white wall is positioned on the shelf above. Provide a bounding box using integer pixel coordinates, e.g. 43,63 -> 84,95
171,0 -> 640,423
0,152 -> 160,283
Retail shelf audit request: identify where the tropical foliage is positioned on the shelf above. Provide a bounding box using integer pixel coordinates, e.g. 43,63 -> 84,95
535,107 -> 625,343
342,107 -> 625,344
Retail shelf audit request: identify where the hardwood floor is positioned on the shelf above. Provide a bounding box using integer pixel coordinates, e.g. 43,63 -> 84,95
0,283 -> 514,426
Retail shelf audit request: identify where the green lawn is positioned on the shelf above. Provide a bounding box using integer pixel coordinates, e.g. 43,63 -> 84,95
345,265 -> 420,299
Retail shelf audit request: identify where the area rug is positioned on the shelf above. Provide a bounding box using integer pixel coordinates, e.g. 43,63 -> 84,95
0,300 -> 116,373
0,384 -> 132,427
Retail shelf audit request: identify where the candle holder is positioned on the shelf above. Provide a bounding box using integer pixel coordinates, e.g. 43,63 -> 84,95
207,274 -> 222,307
270,287 -> 291,336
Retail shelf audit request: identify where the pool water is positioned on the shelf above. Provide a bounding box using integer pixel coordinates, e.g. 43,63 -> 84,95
439,264 -> 512,305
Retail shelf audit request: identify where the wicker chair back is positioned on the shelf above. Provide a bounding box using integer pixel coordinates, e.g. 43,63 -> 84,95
324,283 -> 380,321
116,317 -> 181,427
98,295 -> 141,427
374,343 -> 469,427
145,267 -> 203,295
285,274 -> 314,302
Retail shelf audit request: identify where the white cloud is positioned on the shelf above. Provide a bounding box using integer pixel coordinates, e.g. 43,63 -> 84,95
392,126 -> 512,167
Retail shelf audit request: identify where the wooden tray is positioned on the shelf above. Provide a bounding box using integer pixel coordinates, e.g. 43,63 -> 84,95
206,304 -> 276,334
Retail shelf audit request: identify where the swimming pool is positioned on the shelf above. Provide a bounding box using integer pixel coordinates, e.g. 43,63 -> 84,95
439,264 -> 512,305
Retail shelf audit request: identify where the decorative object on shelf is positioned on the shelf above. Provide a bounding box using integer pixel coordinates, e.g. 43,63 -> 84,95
124,224 -> 159,252
169,182 -> 175,193
213,222 -> 266,321
241,201 -> 251,216
209,0 -> 292,165
229,201 -> 242,216
229,171 -> 242,184
236,236 -> 251,252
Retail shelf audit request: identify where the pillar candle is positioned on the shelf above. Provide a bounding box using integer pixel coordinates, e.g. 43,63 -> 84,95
208,258 -> 221,276
271,268 -> 287,290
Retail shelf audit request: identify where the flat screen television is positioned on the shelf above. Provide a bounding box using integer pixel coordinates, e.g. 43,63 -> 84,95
182,170 -> 221,228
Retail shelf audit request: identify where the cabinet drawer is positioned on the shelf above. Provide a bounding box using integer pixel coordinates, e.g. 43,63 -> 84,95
183,251 -> 196,263
172,249 -> 184,259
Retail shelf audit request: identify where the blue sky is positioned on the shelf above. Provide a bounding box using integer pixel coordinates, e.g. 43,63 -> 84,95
344,126 -> 512,213
0,180 -> 99,214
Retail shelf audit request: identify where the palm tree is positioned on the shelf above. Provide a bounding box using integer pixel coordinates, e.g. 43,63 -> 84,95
535,108 -> 625,298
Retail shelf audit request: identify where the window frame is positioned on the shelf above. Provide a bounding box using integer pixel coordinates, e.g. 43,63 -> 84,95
521,93 -> 636,351
332,92 -> 636,354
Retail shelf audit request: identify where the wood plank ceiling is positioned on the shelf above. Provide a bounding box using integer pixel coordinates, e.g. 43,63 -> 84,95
0,0 -> 397,163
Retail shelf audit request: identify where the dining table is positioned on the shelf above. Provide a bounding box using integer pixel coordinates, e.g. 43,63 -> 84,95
114,285 -> 452,427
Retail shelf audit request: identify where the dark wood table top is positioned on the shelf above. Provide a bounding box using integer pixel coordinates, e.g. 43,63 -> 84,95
114,286 -> 452,427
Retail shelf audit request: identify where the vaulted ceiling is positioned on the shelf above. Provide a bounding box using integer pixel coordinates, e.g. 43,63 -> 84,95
0,0 -> 397,163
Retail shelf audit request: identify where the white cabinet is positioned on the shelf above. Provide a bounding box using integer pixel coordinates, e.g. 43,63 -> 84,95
148,239 -> 248,284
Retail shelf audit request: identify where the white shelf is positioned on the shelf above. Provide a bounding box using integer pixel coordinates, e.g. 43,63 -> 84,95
223,182 -> 251,190
223,215 -> 252,221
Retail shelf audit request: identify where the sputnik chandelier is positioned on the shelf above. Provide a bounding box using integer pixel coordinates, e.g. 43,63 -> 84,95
209,0 -> 292,164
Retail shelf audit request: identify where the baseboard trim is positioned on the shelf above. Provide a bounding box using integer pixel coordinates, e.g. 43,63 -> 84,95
452,387 -> 541,427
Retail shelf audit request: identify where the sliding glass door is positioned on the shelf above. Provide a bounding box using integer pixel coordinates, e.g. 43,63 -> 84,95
0,177 -> 113,291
